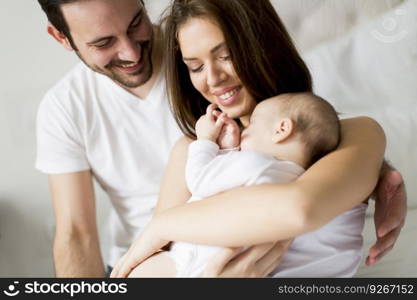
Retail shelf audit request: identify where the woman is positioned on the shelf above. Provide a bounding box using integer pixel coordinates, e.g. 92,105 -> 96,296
112,0 -> 405,277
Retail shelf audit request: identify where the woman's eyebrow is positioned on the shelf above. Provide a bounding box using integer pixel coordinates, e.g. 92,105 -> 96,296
210,42 -> 226,54
183,42 -> 226,61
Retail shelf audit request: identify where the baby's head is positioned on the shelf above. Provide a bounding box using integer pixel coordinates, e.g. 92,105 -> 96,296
240,93 -> 340,168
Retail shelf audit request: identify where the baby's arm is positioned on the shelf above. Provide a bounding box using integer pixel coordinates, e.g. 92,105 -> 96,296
187,105 -> 241,192
154,104 -> 225,215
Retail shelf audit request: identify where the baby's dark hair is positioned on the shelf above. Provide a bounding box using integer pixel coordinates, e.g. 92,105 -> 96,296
276,93 -> 341,167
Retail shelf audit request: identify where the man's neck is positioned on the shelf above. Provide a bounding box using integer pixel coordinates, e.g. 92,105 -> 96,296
124,26 -> 163,99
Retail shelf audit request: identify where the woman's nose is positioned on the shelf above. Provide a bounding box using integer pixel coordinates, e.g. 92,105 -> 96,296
206,63 -> 227,87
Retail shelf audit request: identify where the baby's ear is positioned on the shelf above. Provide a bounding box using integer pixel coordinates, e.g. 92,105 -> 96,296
272,118 -> 294,144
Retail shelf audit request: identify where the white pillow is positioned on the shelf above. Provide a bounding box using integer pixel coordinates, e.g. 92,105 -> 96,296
303,0 -> 417,206
272,0 -> 404,53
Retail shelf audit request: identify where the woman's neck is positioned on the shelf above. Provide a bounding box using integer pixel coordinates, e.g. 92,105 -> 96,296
239,115 -> 250,128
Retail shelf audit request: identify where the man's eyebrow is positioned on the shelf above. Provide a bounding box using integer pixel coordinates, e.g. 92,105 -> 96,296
86,8 -> 143,45
87,36 -> 113,46
183,42 -> 226,61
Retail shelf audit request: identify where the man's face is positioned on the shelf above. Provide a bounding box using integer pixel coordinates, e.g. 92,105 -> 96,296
62,0 -> 154,88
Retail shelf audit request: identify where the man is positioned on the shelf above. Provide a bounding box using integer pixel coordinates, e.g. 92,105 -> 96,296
37,0 -> 406,277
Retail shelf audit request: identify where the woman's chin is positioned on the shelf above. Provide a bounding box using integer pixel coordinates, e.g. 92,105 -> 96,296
219,108 -> 241,119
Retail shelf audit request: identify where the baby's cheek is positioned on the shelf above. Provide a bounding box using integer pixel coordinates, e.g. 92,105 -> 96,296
240,138 -> 249,151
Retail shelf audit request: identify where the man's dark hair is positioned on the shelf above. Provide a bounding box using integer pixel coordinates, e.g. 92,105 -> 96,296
38,0 -> 145,50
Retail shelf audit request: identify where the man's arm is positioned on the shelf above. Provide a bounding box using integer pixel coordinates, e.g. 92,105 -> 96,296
367,161 -> 407,265
49,170 -> 105,277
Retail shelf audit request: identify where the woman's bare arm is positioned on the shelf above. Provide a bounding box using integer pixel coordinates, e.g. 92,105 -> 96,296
153,136 -> 193,216
153,117 -> 386,247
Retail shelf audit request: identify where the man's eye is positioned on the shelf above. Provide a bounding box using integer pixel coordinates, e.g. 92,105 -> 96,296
95,40 -> 112,48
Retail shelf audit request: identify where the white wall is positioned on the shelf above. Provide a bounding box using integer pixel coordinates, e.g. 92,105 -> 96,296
0,0 -> 172,278
0,1 -> 76,276
0,0 -> 180,278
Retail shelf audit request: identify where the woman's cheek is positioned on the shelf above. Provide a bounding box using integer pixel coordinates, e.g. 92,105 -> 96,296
190,74 -> 207,95
226,61 -> 238,76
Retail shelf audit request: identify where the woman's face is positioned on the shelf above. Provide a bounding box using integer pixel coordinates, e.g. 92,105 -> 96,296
178,17 -> 256,124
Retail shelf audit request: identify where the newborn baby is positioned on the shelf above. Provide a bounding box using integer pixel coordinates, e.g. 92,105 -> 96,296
128,92 -> 367,277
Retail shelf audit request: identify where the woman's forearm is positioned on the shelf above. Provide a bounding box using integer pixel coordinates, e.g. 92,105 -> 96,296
155,181 -> 306,246
155,117 -> 386,247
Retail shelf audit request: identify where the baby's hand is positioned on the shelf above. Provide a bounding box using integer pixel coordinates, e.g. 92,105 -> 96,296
213,110 -> 240,149
196,104 -> 226,142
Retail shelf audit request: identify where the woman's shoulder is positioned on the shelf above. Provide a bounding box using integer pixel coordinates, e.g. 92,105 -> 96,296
171,136 -> 195,156
176,136 -> 195,146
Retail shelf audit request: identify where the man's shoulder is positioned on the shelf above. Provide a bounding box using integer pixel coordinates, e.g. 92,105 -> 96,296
41,63 -> 111,110
39,64 -> 96,117
46,63 -> 96,96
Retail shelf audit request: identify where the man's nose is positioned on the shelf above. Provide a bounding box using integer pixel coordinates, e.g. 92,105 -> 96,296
117,38 -> 141,62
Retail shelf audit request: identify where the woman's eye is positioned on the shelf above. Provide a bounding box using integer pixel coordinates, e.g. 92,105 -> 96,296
131,17 -> 142,28
219,55 -> 230,61
128,17 -> 142,34
189,65 -> 203,73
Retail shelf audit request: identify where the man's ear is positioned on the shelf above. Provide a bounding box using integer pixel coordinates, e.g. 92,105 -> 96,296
272,118 -> 294,144
47,24 -> 74,51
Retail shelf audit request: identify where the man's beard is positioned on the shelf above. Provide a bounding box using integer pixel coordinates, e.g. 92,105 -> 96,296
76,39 -> 154,89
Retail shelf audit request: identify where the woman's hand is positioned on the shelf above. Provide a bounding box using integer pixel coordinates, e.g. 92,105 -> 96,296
202,239 -> 292,277
367,164 -> 407,265
110,222 -> 169,278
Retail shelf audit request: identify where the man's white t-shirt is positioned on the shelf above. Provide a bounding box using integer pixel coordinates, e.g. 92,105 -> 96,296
36,63 -> 183,267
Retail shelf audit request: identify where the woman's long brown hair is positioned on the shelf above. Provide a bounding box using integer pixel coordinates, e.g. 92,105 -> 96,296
163,0 -> 312,138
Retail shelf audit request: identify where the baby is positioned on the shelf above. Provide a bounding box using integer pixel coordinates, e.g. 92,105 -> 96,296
125,92 -> 367,277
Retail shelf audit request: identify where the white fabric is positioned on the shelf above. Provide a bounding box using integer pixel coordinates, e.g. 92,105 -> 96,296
36,63 -> 182,267
167,140 -> 367,277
